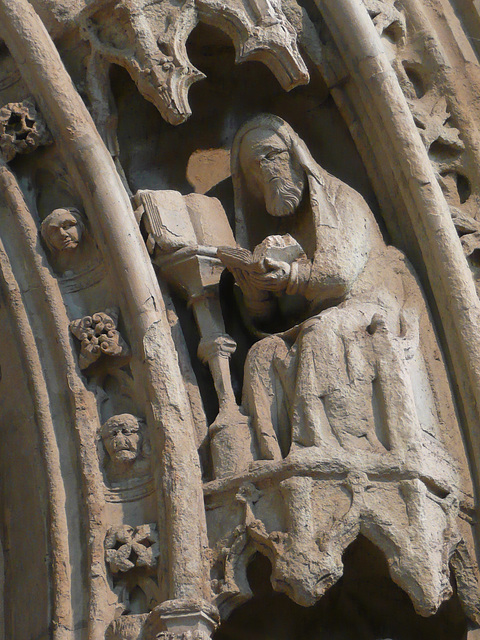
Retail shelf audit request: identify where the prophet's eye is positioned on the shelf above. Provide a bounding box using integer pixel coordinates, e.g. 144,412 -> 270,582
265,150 -> 279,160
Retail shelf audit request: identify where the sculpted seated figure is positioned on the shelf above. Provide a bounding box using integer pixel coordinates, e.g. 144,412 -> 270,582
224,114 -> 430,462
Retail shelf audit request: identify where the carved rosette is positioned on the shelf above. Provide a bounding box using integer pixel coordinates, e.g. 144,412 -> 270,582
105,524 -> 161,629
0,98 -> 51,161
69,307 -> 130,370
105,523 -> 159,574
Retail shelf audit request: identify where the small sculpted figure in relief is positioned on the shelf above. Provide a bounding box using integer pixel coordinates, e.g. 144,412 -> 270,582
221,114 -> 429,463
41,207 -> 88,275
100,414 -> 151,485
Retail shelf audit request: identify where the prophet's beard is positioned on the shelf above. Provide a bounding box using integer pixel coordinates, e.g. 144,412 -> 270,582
265,176 -> 304,217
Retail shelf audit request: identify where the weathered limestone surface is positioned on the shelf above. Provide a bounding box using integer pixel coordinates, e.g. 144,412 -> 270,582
0,0 -> 479,639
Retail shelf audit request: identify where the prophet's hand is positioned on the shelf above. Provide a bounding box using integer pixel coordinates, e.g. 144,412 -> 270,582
248,259 -> 291,292
231,267 -> 266,300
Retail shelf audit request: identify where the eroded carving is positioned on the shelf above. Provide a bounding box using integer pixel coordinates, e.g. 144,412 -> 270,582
0,98 -> 51,162
211,472 -> 462,615
105,523 -> 160,616
81,0 -> 308,135
99,414 -> 151,486
80,0 -> 204,129
69,307 -> 130,370
135,189 -> 254,478
221,114 -> 425,462
105,614 -> 149,640
409,94 -> 464,157
40,207 -> 89,275
366,2 -> 480,304
196,0 -> 309,90
364,0 -> 406,44
154,632 -> 211,640
0,0 -> 478,637
205,114 -> 466,615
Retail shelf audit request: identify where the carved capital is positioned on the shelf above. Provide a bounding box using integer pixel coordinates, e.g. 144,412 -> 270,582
144,599 -> 219,640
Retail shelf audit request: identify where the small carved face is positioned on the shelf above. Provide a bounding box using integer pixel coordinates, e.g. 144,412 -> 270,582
239,129 -> 305,217
102,418 -> 141,465
42,209 -> 83,252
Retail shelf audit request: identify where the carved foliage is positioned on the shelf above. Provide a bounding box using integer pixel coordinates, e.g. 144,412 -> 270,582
0,98 -> 51,161
81,0 -> 308,127
105,524 -> 161,616
364,2 -> 480,272
363,0 -> 406,44
105,524 -> 159,574
69,307 -> 130,370
211,474 -> 463,617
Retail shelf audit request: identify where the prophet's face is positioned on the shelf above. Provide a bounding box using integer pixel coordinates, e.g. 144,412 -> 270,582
239,129 -> 305,217
102,420 -> 141,464
44,209 -> 82,252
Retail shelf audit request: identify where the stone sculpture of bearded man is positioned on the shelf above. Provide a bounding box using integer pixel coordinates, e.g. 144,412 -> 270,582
225,114 -> 443,469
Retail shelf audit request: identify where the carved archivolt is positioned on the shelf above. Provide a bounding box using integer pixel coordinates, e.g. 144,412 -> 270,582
0,0 -> 479,638
364,0 -> 480,288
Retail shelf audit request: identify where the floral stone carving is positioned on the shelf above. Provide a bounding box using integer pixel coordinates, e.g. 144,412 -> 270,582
105,523 -> 160,616
0,98 -> 51,161
105,524 -> 159,574
69,307 -> 130,370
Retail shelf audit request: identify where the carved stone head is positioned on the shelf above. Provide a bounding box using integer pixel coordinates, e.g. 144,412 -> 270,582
238,125 -> 306,218
231,114 -> 321,249
100,414 -> 150,484
41,207 -> 85,254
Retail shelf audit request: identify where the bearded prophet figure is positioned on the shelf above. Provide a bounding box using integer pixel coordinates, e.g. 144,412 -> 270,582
224,114 -> 439,462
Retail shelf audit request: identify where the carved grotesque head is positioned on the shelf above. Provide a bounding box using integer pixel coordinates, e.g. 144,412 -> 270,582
238,126 -> 306,218
41,208 -> 85,253
100,414 -> 144,468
